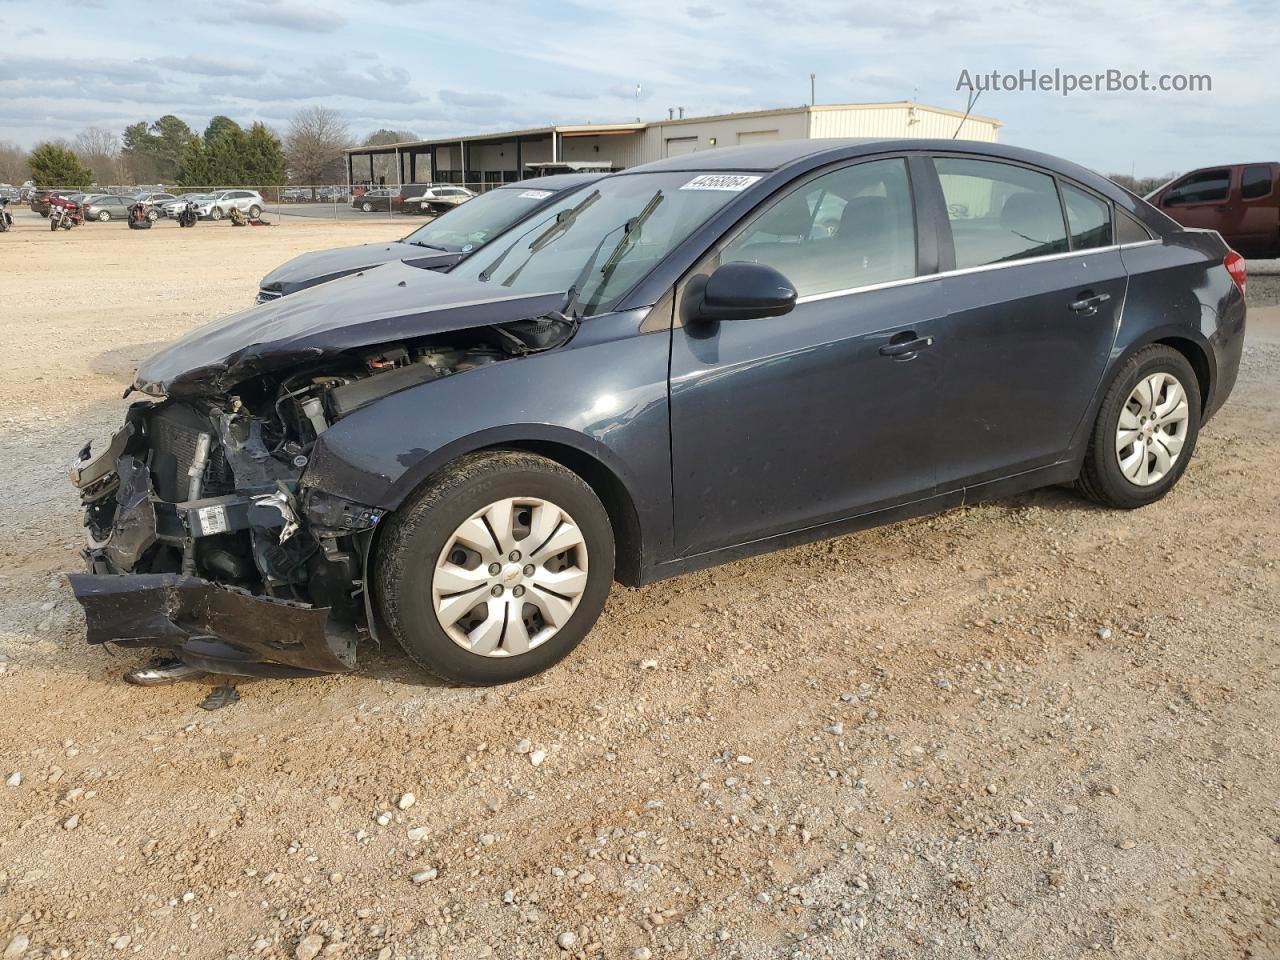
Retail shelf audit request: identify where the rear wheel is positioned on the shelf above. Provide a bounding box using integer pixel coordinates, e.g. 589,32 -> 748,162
1077,344 -> 1201,508
146,208 -> 159,221
376,451 -> 614,685
248,204 -> 261,218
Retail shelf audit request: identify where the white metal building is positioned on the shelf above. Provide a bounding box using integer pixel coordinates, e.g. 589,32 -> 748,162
344,101 -> 1001,187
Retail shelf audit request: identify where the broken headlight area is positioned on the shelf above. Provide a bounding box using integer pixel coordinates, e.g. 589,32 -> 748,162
68,319 -> 576,678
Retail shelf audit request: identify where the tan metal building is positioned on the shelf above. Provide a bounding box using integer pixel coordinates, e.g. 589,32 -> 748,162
344,101 -> 1001,187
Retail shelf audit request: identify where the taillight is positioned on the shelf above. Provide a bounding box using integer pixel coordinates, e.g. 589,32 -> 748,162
1224,251 -> 1247,297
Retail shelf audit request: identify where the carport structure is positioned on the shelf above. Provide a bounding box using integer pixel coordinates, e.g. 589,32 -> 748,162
343,122 -> 646,191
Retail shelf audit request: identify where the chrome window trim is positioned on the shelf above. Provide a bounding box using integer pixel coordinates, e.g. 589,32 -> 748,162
794,239 -> 1161,305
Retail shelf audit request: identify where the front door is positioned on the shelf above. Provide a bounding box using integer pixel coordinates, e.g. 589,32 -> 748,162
668,156 -> 944,556
930,157 -> 1128,488
1156,167 -> 1235,234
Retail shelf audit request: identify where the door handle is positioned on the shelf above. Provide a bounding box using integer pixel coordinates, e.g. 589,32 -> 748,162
879,335 -> 934,359
1068,292 -> 1112,316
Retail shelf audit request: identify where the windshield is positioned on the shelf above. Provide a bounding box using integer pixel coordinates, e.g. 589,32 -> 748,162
401,185 -> 568,253
456,171 -> 754,316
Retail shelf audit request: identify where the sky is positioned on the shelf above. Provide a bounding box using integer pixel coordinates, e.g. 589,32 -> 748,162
0,0 -> 1275,177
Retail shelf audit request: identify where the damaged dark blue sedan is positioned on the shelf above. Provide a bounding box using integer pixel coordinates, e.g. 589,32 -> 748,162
69,139 -> 1246,686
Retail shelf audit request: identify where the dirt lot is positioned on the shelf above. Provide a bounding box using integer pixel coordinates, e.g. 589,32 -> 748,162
0,217 -> 1277,960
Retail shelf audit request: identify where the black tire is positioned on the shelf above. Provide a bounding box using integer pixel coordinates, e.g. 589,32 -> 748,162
375,451 -> 615,685
1077,344 -> 1201,509
146,208 -> 159,221
210,207 -> 223,221
97,210 -> 110,222
249,204 -> 261,218
361,201 -> 373,213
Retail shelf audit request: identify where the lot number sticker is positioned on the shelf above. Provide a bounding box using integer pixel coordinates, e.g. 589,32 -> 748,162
679,175 -> 762,192
197,505 -> 229,536
518,190 -> 553,200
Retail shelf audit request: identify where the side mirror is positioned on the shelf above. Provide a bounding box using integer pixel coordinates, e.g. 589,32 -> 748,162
686,260 -> 798,324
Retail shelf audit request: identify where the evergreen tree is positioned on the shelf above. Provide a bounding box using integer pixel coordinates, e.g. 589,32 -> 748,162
28,143 -> 93,188
242,123 -> 287,188
203,116 -> 242,145
175,137 -> 214,188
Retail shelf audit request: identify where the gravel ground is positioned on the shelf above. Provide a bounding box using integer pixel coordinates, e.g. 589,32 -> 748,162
0,218 -> 1277,960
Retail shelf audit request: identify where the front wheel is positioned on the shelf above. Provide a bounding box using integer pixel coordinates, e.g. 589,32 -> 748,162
361,201 -> 373,213
1077,344 -> 1201,509
375,451 -> 615,685
97,210 -> 110,222
210,207 -> 223,221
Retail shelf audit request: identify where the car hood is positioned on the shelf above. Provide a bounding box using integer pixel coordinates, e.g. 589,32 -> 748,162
135,261 -> 566,398
259,241 -> 459,296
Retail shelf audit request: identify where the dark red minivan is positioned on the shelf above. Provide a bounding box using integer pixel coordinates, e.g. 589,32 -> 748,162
1147,162 -> 1280,258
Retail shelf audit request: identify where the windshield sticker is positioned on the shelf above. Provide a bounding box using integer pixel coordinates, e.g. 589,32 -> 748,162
679,174 -> 762,192
518,189 -> 553,200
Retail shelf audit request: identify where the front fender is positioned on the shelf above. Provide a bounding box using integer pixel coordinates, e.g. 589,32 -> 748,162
302,310 -> 675,562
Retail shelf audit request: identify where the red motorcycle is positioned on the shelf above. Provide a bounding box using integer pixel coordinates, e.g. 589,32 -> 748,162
48,196 -> 83,231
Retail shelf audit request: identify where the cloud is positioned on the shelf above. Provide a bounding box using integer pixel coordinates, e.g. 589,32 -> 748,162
202,0 -> 346,33
686,4 -> 718,17
437,90 -> 510,109
146,55 -> 265,78
547,89 -> 599,101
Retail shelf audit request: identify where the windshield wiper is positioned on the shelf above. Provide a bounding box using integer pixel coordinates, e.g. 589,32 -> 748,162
574,190 -> 664,317
407,240 -> 450,251
478,190 -> 601,285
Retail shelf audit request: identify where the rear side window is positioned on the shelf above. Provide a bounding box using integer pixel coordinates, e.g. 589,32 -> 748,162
1116,209 -> 1153,244
720,157 -> 917,297
1061,183 -> 1112,249
1241,165 -> 1274,200
1165,168 -> 1230,205
935,157 -> 1068,268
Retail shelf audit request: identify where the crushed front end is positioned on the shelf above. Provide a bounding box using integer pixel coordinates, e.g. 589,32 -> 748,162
68,389 -> 383,677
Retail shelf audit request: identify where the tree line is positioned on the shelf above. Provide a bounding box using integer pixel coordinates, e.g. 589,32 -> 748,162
3,108 -> 418,190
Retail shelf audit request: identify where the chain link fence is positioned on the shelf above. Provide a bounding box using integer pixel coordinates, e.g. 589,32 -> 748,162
13,182 -> 503,225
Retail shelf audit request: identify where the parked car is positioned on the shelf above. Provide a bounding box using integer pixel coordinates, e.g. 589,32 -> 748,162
257,173 -> 603,303
83,195 -> 135,221
196,190 -> 265,220
410,185 -> 477,215
1145,162 -> 1279,258
351,184 -> 444,213
160,193 -> 211,218
31,190 -> 74,217
69,139 -> 1245,687
134,192 -> 177,207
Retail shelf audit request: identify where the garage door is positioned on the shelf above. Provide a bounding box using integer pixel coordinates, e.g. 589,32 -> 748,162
737,129 -> 779,145
665,137 -> 699,157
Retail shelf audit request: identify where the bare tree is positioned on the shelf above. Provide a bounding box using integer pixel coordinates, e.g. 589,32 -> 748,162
75,126 -> 125,185
0,141 -> 29,184
284,107 -> 351,192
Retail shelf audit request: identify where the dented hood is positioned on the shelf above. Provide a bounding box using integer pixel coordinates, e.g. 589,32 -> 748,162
259,240 -> 459,296
136,260 -> 566,397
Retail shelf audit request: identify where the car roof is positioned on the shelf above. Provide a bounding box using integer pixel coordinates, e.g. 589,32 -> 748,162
496,172 -> 607,191
630,137 -> 1100,180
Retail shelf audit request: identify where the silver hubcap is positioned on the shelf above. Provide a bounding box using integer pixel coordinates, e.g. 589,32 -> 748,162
1116,372 -> 1190,486
432,497 -> 588,657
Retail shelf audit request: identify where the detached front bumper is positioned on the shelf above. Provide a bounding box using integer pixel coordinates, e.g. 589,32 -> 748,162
68,572 -> 357,678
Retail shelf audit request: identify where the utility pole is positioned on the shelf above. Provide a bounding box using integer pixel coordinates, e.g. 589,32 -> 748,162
810,73 -> 815,105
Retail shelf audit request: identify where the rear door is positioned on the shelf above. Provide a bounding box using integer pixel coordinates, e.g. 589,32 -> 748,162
668,155 -> 946,555
929,156 -> 1128,489
1236,164 -> 1278,255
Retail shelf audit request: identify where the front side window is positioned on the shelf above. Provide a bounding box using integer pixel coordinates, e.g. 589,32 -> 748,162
720,158 -> 916,297
1061,183 -> 1112,250
1241,165 -> 1273,200
935,157 -> 1068,268
459,171 -> 752,317
1165,168 -> 1230,205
